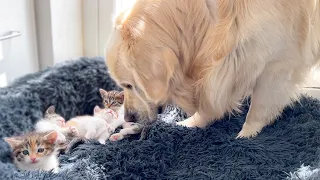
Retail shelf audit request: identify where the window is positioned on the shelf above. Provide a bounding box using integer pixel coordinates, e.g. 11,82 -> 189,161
82,0 -> 136,57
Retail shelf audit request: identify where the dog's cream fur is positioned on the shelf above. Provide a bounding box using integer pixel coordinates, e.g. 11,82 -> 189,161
106,0 -> 320,138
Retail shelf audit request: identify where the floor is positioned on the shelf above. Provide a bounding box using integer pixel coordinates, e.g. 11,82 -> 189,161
303,69 -> 320,99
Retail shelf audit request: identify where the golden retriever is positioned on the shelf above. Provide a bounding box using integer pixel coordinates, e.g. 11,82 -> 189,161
105,0 -> 320,138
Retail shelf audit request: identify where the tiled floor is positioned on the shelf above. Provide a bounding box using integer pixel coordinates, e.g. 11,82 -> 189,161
303,69 -> 320,99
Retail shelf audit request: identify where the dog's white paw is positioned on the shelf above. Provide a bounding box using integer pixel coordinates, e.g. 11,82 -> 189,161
236,122 -> 262,139
176,116 -> 208,128
236,129 -> 258,139
176,120 -> 190,127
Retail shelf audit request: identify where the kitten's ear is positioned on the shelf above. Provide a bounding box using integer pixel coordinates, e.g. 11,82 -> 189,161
116,91 -> 124,103
99,88 -> 108,97
44,131 -> 58,144
94,106 -> 102,113
4,137 -> 21,149
46,106 -> 55,114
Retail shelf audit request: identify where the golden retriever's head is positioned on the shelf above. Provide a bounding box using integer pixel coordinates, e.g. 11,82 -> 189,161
106,5 -> 180,124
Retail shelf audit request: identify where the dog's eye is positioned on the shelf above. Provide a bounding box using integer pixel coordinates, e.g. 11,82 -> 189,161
122,84 -> 132,90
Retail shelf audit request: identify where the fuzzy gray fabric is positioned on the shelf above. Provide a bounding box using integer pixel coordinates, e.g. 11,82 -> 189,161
1,57 -> 320,180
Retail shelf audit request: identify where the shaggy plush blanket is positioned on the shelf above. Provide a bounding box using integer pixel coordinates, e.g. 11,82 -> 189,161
1,57 -> 320,180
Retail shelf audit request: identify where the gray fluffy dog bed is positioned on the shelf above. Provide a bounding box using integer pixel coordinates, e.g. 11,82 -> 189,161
1,57 -> 320,180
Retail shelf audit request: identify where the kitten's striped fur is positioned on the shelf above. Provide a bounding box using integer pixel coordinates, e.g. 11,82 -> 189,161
99,89 -> 124,111
99,89 -> 145,141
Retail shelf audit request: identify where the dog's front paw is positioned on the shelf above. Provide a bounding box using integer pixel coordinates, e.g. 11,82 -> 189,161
236,129 -> 258,139
176,116 -> 208,128
236,122 -> 262,139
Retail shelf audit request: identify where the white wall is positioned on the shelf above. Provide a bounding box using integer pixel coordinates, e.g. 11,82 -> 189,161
97,0 -> 116,56
82,0 -> 115,57
51,0 -> 83,64
35,0 -> 83,69
82,0 -> 136,57
34,0 -> 54,69
0,0 -> 39,86
35,0 -> 136,69
82,0 -> 99,57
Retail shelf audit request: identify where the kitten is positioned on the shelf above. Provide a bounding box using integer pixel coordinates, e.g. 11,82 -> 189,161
100,89 -> 124,112
99,89 -> 144,141
65,106 -> 115,144
4,131 -> 60,172
35,106 -> 78,143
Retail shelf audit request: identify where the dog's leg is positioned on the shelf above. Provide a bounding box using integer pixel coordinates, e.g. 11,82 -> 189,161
236,67 -> 299,138
177,112 -> 210,128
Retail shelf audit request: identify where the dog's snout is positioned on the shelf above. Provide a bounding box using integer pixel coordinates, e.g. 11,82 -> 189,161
124,112 -> 137,122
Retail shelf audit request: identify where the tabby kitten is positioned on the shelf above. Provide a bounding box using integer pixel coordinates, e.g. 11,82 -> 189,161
99,89 -> 144,141
99,89 -> 124,112
4,131 -> 60,172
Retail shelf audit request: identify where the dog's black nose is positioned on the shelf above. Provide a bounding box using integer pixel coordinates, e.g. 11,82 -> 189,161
157,106 -> 164,114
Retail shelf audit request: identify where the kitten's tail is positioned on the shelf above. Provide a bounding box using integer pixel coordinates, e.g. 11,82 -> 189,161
59,137 -> 88,154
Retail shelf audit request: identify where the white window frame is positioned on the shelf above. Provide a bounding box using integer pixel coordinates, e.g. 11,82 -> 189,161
82,0 -> 136,57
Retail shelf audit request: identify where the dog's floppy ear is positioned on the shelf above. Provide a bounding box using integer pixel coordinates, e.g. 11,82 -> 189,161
153,48 -> 178,84
115,9 -> 137,44
134,47 -> 179,103
114,9 -> 131,27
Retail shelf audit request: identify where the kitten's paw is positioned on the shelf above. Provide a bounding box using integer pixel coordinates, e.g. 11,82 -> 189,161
109,133 -> 124,141
57,133 -> 66,143
69,126 -> 79,136
98,139 -> 106,144
106,124 -> 115,133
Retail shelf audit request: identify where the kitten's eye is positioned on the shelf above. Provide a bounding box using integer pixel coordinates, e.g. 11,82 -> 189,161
22,150 -> 29,155
122,83 -> 132,90
37,148 -> 44,153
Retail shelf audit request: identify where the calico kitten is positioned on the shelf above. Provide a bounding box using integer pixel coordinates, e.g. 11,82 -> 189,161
4,131 -> 60,172
99,89 -> 144,141
35,106 -> 78,143
65,106 -> 115,144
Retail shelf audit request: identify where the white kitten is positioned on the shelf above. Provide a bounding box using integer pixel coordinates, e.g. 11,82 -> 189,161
35,106 -> 77,142
65,106 -> 115,144
97,105 -> 144,141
